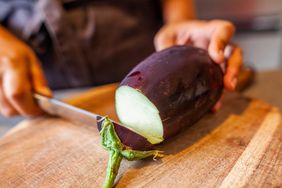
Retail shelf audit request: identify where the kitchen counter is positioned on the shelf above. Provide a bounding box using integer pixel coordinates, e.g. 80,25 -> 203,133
0,81 -> 281,187
0,69 -> 282,136
243,69 -> 282,110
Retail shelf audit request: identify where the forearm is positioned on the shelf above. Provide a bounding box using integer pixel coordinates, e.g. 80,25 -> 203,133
0,26 -> 25,53
162,0 -> 196,24
0,25 -> 7,39
0,25 -> 15,42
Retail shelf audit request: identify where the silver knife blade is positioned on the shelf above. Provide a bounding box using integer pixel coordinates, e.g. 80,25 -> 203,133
34,93 -> 104,127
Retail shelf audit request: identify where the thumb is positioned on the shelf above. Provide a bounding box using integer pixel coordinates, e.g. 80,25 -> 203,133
154,28 -> 176,51
208,21 -> 235,64
29,54 -> 52,97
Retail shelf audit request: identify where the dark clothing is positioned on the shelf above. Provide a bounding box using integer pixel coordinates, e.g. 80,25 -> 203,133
0,0 -> 162,89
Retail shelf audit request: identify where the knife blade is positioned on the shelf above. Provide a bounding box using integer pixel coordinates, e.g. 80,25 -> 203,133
34,93 -> 154,150
34,93 -> 104,127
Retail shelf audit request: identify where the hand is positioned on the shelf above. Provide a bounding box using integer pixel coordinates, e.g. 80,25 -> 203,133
154,20 -> 243,111
0,26 -> 52,117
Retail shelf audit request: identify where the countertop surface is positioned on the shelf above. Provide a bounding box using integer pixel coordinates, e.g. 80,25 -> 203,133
0,69 -> 282,136
243,69 -> 282,110
0,82 -> 281,187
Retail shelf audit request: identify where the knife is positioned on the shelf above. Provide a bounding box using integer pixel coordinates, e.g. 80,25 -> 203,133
34,93 -> 153,150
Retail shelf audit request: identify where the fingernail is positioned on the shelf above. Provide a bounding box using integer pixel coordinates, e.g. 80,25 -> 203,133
231,77 -> 238,90
39,87 -> 53,97
219,50 -> 224,56
214,50 -> 224,63
219,50 -> 224,61
212,101 -> 222,113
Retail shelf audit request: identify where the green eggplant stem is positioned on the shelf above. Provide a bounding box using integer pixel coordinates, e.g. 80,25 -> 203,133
99,117 -> 164,188
103,150 -> 123,188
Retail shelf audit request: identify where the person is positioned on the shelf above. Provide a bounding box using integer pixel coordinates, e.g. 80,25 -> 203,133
0,0 -> 242,117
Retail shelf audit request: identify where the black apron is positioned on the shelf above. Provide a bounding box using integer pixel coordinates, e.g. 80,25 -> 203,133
0,0 -> 162,89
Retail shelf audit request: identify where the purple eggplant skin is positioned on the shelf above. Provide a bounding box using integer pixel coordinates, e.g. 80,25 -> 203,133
119,45 -> 223,140
97,118 -> 154,151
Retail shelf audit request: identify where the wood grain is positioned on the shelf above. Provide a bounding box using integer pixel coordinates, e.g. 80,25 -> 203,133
220,108 -> 281,188
0,84 -> 281,188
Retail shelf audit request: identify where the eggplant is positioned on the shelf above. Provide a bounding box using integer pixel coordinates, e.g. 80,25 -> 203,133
101,45 -> 223,188
115,45 -> 223,145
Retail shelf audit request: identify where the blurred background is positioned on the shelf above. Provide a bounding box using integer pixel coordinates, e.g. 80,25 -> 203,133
197,0 -> 282,70
1,0 -> 282,136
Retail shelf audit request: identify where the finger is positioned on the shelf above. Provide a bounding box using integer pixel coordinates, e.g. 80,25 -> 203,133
211,94 -> 224,113
193,39 -> 209,50
208,21 -> 235,64
0,84 -> 18,117
212,101 -> 222,113
176,31 -> 192,45
154,28 -> 176,51
29,54 -> 52,97
2,61 -> 42,116
224,46 -> 243,91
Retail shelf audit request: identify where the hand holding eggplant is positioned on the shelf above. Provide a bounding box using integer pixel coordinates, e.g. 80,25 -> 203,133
154,20 -> 243,110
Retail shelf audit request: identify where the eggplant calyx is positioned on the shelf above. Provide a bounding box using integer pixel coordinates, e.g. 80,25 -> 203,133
100,117 -> 163,188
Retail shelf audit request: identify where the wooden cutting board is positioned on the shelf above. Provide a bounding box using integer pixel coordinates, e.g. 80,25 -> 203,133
0,84 -> 281,188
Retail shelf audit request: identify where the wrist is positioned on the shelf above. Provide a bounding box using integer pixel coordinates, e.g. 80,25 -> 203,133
163,0 -> 196,24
